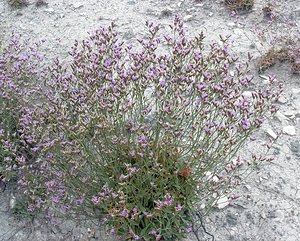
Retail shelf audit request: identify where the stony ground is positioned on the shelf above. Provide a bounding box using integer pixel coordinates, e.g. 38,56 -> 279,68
0,0 -> 299,240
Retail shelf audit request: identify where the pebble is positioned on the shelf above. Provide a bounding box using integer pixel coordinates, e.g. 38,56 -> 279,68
283,126 -> 296,136
283,110 -> 296,119
73,3 -> 84,9
227,22 -> 236,27
187,8 -> 195,13
216,195 -> 229,209
261,212 -> 267,219
278,95 -> 288,104
266,128 -> 277,139
274,111 -> 289,124
290,140 -> 300,154
243,91 -> 253,99
44,8 -> 54,14
259,75 -> 272,84
9,195 -> 16,210
183,15 -> 194,22
208,12 -> 213,17
195,3 -> 204,7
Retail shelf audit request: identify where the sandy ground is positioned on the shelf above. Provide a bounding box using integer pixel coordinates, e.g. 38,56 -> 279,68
0,0 -> 300,240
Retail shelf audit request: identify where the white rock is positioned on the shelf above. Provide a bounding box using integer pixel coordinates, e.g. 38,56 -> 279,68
243,91 -> 253,99
274,111 -> 289,124
229,70 -> 235,76
212,176 -> 219,183
73,3 -> 83,9
283,126 -> 296,136
266,128 -> 277,139
9,195 -> 16,210
278,95 -> 288,104
259,75 -> 272,84
195,3 -> 204,7
44,8 -> 54,14
208,12 -> 213,17
183,15 -> 193,22
227,22 -> 236,27
216,195 -> 229,209
283,110 -> 296,119
187,8 -> 195,12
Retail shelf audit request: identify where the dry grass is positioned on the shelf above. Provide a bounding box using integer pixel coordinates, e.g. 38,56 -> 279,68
7,0 -> 29,7
225,0 -> 254,11
259,44 -> 300,74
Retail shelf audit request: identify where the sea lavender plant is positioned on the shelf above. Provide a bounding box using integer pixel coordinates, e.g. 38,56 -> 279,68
4,17 -> 283,240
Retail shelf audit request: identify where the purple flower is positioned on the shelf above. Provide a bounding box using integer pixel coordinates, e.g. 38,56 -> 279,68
120,208 -> 129,218
130,150 -> 135,157
92,196 -> 100,205
241,119 -> 250,130
76,196 -> 84,205
155,200 -> 164,209
175,204 -> 184,212
160,79 -> 166,87
52,196 -> 60,203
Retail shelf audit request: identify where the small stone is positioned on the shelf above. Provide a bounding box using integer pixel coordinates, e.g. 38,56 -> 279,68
208,12 -> 213,17
229,70 -> 235,76
73,3 -> 83,9
195,3 -> 204,7
183,15 -> 194,22
187,8 -> 195,12
200,203 -> 205,209
216,195 -> 229,209
243,91 -> 253,99
9,195 -> 16,210
283,110 -> 296,119
290,140 -> 300,154
44,8 -> 54,13
259,75 -> 272,84
177,2 -> 182,7
261,212 -> 267,219
227,22 -> 236,27
283,126 -> 296,136
266,128 -> 277,139
278,95 -> 288,104
274,111 -> 289,124
212,176 -> 219,183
